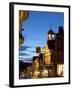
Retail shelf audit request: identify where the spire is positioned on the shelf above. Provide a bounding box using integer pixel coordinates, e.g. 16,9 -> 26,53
48,23 -> 54,34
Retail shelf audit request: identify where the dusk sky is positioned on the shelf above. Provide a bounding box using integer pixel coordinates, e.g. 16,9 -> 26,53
19,11 -> 64,62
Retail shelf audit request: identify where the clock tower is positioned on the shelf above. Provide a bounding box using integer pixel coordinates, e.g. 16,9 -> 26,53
47,28 -> 55,50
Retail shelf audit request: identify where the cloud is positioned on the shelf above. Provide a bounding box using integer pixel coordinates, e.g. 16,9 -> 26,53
19,53 -> 30,56
19,46 -> 31,51
24,50 -> 36,53
19,57 -> 32,63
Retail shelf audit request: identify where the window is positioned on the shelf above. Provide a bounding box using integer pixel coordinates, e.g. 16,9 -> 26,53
48,34 -> 55,40
52,34 -> 55,40
48,34 -> 52,40
57,64 -> 64,76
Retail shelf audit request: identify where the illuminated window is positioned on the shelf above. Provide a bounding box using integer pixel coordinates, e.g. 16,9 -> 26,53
42,68 -> 48,77
52,34 -> 55,40
48,34 -> 52,40
48,34 -> 55,40
57,64 -> 64,76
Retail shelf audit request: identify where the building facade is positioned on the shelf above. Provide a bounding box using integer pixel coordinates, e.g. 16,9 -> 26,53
19,11 -> 29,47
47,26 -> 64,77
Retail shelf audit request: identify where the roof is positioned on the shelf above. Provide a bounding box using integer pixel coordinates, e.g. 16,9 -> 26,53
48,29 -> 54,34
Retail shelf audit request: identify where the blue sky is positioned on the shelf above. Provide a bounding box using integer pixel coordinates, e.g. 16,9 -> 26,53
19,11 -> 64,62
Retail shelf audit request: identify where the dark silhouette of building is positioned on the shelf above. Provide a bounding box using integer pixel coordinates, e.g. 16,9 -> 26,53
36,47 -> 41,53
47,28 -> 55,49
36,47 -> 44,62
47,26 -> 64,76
